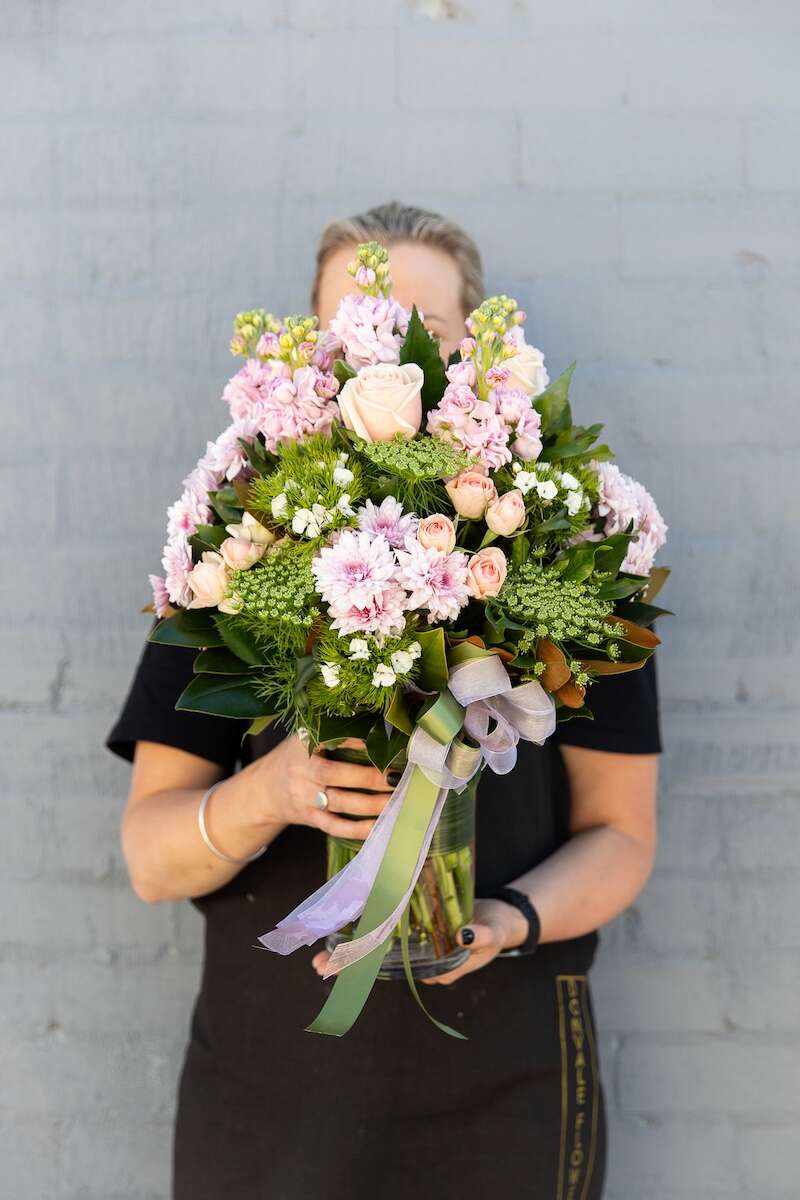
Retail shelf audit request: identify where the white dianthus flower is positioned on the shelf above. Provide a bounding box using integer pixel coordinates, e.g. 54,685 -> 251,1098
333,466 -> 355,487
390,650 -> 414,675
348,638 -> 370,660
321,662 -> 340,688
271,493 -> 289,518
536,480 -> 558,501
372,664 -> 396,688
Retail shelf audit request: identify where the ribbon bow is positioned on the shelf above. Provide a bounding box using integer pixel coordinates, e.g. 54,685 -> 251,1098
258,652 -> 556,1037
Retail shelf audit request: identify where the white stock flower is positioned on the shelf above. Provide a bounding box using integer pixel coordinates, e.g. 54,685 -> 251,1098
390,650 -> 414,675
321,662 -> 341,688
372,664 -> 396,688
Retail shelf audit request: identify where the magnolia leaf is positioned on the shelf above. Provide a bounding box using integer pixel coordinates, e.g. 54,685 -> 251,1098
176,673 -> 266,719
641,566 -> 671,605
317,712 -> 377,747
605,616 -> 661,649
386,686 -> 414,735
555,679 -> 586,708
194,647 -> 256,675
536,639 -> 572,692
579,658 -> 647,675
366,721 -> 408,773
399,305 -> 448,413
212,616 -> 266,666
241,715 -> 277,741
416,627 -> 449,692
148,609 -> 225,649
534,362 -> 575,437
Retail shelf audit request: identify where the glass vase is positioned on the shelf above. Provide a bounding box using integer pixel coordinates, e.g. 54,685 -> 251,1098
324,748 -> 477,980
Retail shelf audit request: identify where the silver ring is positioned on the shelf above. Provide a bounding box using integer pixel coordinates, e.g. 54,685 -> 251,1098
313,789 -> 329,810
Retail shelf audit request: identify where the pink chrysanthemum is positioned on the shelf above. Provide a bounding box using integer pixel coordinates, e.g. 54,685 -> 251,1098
161,538 -> 194,607
395,540 -> 471,624
328,584 -> 407,638
328,293 -> 411,371
356,497 -> 418,550
595,463 -> 667,575
312,530 -> 397,610
595,463 -> 643,536
166,487 -> 213,541
148,574 -> 171,618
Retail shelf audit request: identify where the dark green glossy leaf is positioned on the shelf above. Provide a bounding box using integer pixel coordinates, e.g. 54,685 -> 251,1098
194,647 -> 255,674
333,359 -> 356,388
188,524 -> 228,557
208,489 -> 243,524
366,721 -> 408,772
416,627 -> 449,692
175,672 -> 266,718
399,305 -> 448,414
317,711 -> 377,746
534,362 -> 575,437
148,609 -> 225,648
212,616 -> 266,666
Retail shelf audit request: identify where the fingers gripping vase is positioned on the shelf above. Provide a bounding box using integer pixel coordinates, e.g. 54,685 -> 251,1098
324,751 -> 478,980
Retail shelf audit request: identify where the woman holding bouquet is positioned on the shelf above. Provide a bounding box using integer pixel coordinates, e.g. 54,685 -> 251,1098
106,202 -> 661,1200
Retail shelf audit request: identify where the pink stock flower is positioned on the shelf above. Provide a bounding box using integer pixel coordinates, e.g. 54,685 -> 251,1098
328,293 -> 411,371
395,540 -> 471,624
256,365 -> 340,451
357,496 -> 418,549
458,412 -> 512,471
222,359 -> 282,423
446,359 -> 477,389
148,574 -> 171,618
312,529 -> 397,610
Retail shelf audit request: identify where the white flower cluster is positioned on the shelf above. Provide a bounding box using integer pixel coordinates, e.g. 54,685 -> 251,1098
511,462 -> 589,517
320,639 -> 422,690
270,452 -> 355,539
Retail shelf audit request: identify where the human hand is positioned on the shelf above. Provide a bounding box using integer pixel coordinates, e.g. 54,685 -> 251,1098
310,896 -> 529,981
252,735 -> 394,841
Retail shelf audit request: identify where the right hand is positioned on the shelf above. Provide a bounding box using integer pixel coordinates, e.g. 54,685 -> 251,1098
252,736 -> 394,841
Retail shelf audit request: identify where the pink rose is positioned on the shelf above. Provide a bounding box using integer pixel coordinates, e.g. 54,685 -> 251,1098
338,362 -> 423,442
445,469 -> 498,518
485,489 -> 525,535
417,513 -> 457,554
466,547 -> 507,598
186,551 -> 230,609
219,535 -> 267,571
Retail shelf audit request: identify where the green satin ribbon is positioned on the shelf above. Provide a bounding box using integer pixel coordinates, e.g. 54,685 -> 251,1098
306,691 -> 468,1038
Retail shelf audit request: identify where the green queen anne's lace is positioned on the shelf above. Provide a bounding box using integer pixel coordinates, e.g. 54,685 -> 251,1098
497,562 -> 615,649
225,548 -> 319,653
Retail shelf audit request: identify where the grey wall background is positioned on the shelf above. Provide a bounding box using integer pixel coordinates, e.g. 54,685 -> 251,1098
1,1 -> 798,1197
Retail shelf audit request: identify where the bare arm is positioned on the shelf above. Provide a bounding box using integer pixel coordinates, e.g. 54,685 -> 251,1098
121,736 -> 394,904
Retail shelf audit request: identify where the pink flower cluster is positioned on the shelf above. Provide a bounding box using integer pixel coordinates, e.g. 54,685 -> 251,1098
311,498 -> 471,635
426,357 -> 543,470
328,293 -> 411,371
223,358 -> 339,452
595,462 -> 668,576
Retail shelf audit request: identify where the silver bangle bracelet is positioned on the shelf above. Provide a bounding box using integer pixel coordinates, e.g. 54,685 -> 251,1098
197,781 -> 267,866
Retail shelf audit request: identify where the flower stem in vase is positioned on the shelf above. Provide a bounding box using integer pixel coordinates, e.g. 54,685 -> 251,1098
419,860 -> 452,957
433,853 -> 463,937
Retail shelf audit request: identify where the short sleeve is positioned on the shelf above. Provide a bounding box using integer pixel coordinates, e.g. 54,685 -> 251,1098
554,652 -> 662,754
105,618 -> 245,771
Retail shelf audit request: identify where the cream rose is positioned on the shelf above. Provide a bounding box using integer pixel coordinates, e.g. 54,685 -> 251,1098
337,362 -> 423,442
466,547 -> 507,599
505,342 -> 549,397
417,513 -> 456,554
186,551 -> 230,609
485,489 -> 526,536
445,469 -> 498,519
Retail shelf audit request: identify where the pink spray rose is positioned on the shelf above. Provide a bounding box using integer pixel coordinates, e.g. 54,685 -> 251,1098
417,513 -> 457,554
445,469 -> 498,519
219,536 -> 267,571
338,363 -> 424,442
485,489 -> 526,536
466,547 -> 507,599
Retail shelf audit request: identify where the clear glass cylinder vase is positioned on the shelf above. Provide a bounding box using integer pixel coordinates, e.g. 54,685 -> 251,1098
324,750 -> 477,980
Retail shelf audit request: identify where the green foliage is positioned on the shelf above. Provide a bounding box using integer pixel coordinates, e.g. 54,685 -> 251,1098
246,434 -> 365,539
399,305 -> 448,413
148,609 -> 224,649
534,363 -> 575,437
306,625 -> 422,719
175,672 -> 267,719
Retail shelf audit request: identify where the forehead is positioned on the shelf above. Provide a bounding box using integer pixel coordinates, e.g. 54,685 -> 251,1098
317,240 -> 463,318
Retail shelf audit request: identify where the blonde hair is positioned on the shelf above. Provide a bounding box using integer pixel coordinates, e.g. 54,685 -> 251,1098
311,201 -> 484,317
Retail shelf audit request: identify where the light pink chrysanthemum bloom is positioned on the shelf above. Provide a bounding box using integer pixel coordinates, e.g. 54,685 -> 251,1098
161,538 -> 195,607
595,463 -> 640,535
312,529 -> 397,610
166,487 -> 214,541
595,463 -> 667,574
182,461 -> 220,505
200,420 -> 259,481
357,496 -> 418,549
328,293 -> 411,371
395,539 -> 471,624
328,584 -> 408,639
148,574 -> 171,618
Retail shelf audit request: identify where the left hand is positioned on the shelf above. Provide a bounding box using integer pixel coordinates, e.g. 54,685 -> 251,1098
310,897 -> 530,986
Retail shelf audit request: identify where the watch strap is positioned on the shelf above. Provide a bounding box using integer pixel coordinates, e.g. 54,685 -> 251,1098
489,886 -> 541,956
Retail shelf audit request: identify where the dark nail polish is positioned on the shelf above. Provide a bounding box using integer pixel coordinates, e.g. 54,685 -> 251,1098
461,927 -> 475,946
387,770 -> 402,787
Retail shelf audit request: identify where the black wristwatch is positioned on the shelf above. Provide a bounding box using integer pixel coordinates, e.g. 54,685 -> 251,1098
488,886 -> 541,956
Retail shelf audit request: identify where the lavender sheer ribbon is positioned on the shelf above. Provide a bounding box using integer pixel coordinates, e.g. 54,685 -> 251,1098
258,656 -> 556,972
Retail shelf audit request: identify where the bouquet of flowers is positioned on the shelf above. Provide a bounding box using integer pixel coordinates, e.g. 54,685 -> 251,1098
146,242 -> 669,1037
